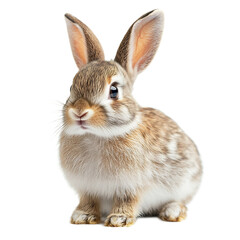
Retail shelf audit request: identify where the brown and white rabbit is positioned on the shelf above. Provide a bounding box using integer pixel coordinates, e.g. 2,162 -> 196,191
59,9 -> 202,227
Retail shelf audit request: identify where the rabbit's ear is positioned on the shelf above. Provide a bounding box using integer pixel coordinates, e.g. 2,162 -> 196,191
65,14 -> 105,69
115,10 -> 164,79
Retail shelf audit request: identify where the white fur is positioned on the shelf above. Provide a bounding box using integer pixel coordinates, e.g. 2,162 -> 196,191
71,210 -> 87,222
161,202 -> 182,219
88,114 -> 141,137
111,73 -> 125,86
138,178 -> 198,215
168,136 -> 177,153
166,205 -> 181,218
110,216 -> 125,225
167,134 -> 181,160
64,113 -> 141,138
118,105 -> 132,122
64,124 -> 87,136
64,166 -> 141,199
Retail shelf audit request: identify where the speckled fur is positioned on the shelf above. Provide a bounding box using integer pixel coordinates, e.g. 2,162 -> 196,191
60,10 -> 202,227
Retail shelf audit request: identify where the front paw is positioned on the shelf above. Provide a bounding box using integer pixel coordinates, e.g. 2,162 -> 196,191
104,214 -> 136,227
71,209 -> 100,224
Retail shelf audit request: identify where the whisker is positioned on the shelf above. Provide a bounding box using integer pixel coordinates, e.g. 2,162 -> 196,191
54,120 -> 67,136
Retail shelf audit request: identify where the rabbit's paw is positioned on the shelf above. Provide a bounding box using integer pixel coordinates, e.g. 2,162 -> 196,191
159,202 -> 187,222
71,209 -> 100,224
104,214 -> 136,227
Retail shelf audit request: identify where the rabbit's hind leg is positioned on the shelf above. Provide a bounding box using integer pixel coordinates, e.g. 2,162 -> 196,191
159,202 -> 187,222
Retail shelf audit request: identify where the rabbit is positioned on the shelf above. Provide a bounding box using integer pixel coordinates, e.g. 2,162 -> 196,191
59,9 -> 202,227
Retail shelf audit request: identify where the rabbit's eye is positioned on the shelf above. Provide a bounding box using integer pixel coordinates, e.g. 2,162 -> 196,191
109,84 -> 118,99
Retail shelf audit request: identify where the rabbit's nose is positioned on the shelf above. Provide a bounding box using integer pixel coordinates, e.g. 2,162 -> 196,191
77,110 -> 94,121
79,111 -> 88,120
72,110 -> 88,120
68,108 -> 93,121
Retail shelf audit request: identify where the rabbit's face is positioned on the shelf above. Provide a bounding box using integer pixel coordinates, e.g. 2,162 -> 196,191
63,61 -> 140,137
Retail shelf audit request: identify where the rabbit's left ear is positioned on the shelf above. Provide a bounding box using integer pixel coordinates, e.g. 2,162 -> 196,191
115,10 -> 164,79
65,14 -> 105,69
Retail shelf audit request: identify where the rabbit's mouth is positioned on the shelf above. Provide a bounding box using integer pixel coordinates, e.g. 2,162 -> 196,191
76,120 -> 88,130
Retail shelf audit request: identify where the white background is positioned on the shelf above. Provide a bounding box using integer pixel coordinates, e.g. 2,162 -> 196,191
0,0 -> 239,239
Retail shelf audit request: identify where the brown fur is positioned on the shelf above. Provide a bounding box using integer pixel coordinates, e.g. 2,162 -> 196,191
71,61 -> 118,102
72,98 -> 90,115
89,105 -> 107,127
107,76 -> 112,84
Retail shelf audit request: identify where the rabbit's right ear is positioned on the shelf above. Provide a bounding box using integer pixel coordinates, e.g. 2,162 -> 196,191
65,14 -> 105,69
114,10 -> 164,79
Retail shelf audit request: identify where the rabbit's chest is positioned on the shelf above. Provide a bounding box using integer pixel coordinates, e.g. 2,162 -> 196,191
61,136 -> 149,197
63,154 -> 140,197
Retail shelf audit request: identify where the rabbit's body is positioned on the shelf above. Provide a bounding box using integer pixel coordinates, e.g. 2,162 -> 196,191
60,10 -> 202,226
60,107 -> 201,216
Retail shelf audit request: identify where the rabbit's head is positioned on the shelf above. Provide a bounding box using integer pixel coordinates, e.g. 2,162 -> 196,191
63,10 -> 164,137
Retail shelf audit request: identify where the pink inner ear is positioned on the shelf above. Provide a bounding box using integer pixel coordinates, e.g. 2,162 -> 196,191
69,23 -> 88,66
132,19 -> 156,71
